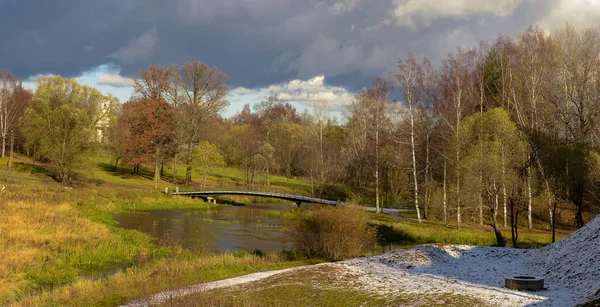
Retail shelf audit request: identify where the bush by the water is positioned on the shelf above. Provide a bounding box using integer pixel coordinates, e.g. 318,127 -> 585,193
290,205 -> 376,260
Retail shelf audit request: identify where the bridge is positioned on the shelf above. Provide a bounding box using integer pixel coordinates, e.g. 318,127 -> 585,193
170,190 -> 339,206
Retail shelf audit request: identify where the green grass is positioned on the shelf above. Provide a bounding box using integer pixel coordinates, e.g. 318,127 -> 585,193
0,178 -> 321,306
0,152 -> 574,306
370,212 -> 564,248
14,253 -> 322,307
84,152 -> 316,198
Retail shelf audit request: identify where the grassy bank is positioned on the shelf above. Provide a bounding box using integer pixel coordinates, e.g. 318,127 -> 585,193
0,177 -> 320,306
370,212 -> 566,248
0,153 -> 574,305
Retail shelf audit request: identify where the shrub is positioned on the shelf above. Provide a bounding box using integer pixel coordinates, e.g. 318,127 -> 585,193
290,205 -> 376,260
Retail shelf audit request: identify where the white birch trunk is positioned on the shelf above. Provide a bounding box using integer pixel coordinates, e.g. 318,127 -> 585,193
410,107 -> 421,223
443,159 -> 448,225
527,166 -> 533,229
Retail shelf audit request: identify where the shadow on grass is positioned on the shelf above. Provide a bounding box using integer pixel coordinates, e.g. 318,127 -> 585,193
13,162 -> 49,175
96,162 -> 154,181
375,224 -> 417,246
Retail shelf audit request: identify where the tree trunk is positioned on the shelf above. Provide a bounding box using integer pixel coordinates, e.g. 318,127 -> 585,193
7,131 -> 14,171
575,185 -> 584,228
410,110 -> 421,223
547,190 -> 553,231
491,190 -> 505,247
375,128 -> 380,214
551,200 -> 557,243
510,197 -> 519,248
527,166 -> 533,229
6,132 -> 15,171
1,135 -> 5,158
502,155 -> 507,228
114,158 -> 120,170
456,143 -> 461,230
443,159 -> 448,225
185,142 -> 193,186
424,134 -> 430,220
154,146 -> 160,189
479,194 -> 484,226
266,163 -> 270,186
173,154 -> 177,182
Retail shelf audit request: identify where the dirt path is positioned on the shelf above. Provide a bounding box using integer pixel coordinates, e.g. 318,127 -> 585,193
119,266 -> 318,307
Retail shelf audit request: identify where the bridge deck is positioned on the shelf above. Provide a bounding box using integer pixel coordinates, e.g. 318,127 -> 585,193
171,190 -> 338,205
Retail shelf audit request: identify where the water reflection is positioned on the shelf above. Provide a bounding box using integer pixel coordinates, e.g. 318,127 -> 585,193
113,203 -> 296,253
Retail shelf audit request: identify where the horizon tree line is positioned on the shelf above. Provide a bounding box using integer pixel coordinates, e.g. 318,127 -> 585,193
4,23 -> 600,243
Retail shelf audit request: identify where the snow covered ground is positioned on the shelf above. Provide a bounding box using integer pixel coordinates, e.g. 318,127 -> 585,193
124,216 -> 600,306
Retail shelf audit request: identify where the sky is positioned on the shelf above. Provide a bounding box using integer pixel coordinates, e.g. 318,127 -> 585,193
2,0 -> 600,118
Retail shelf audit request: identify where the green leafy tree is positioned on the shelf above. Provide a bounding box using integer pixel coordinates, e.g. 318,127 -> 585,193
192,141 -> 225,190
459,108 -> 527,246
256,142 -> 278,185
21,76 -> 110,183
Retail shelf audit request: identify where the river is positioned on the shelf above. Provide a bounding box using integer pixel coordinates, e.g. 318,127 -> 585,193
113,203 -> 297,254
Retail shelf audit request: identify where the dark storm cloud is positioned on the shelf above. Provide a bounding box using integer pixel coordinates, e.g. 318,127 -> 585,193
0,0 -> 568,91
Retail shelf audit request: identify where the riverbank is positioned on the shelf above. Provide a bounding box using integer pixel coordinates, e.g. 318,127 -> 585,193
0,158 -> 575,306
124,215 -> 600,306
0,180 -> 322,306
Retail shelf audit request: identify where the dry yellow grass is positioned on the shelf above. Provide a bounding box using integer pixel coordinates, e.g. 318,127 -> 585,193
0,192 -> 115,303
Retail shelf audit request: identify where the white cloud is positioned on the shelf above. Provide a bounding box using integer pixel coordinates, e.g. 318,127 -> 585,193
393,0 -> 524,28
230,75 -> 355,112
537,0 -> 600,31
361,19 -> 392,33
109,28 -> 159,63
332,0 -> 361,15
97,74 -> 135,88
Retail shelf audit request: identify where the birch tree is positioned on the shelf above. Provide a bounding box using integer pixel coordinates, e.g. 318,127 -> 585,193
440,48 -> 477,229
0,71 -> 18,158
395,53 -> 432,223
347,79 -> 392,213
548,24 -> 600,228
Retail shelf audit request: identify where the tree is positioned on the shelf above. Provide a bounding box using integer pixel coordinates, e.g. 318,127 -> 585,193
132,65 -> 175,101
0,71 -> 18,158
440,47 -> 477,229
347,78 -> 392,213
192,141 -> 225,190
510,26 -> 557,230
103,103 -> 128,169
272,122 -> 306,178
460,108 -> 527,246
222,125 -> 261,184
547,24 -> 600,228
21,76 -> 109,183
395,53 -> 437,223
256,142 -> 278,185
174,62 -> 229,186
121,97 -> 174,189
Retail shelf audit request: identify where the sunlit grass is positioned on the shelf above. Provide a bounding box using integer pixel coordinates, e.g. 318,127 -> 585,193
370,212 -> 566,248
0,183 -> 319,306
83,152 -> 315,196
13,253 -> 321,307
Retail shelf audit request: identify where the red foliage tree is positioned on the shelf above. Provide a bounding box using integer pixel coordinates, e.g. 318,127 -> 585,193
121,98 -> 175,182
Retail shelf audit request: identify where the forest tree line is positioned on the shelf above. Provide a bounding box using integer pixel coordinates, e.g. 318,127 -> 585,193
1,23 -> 599,243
